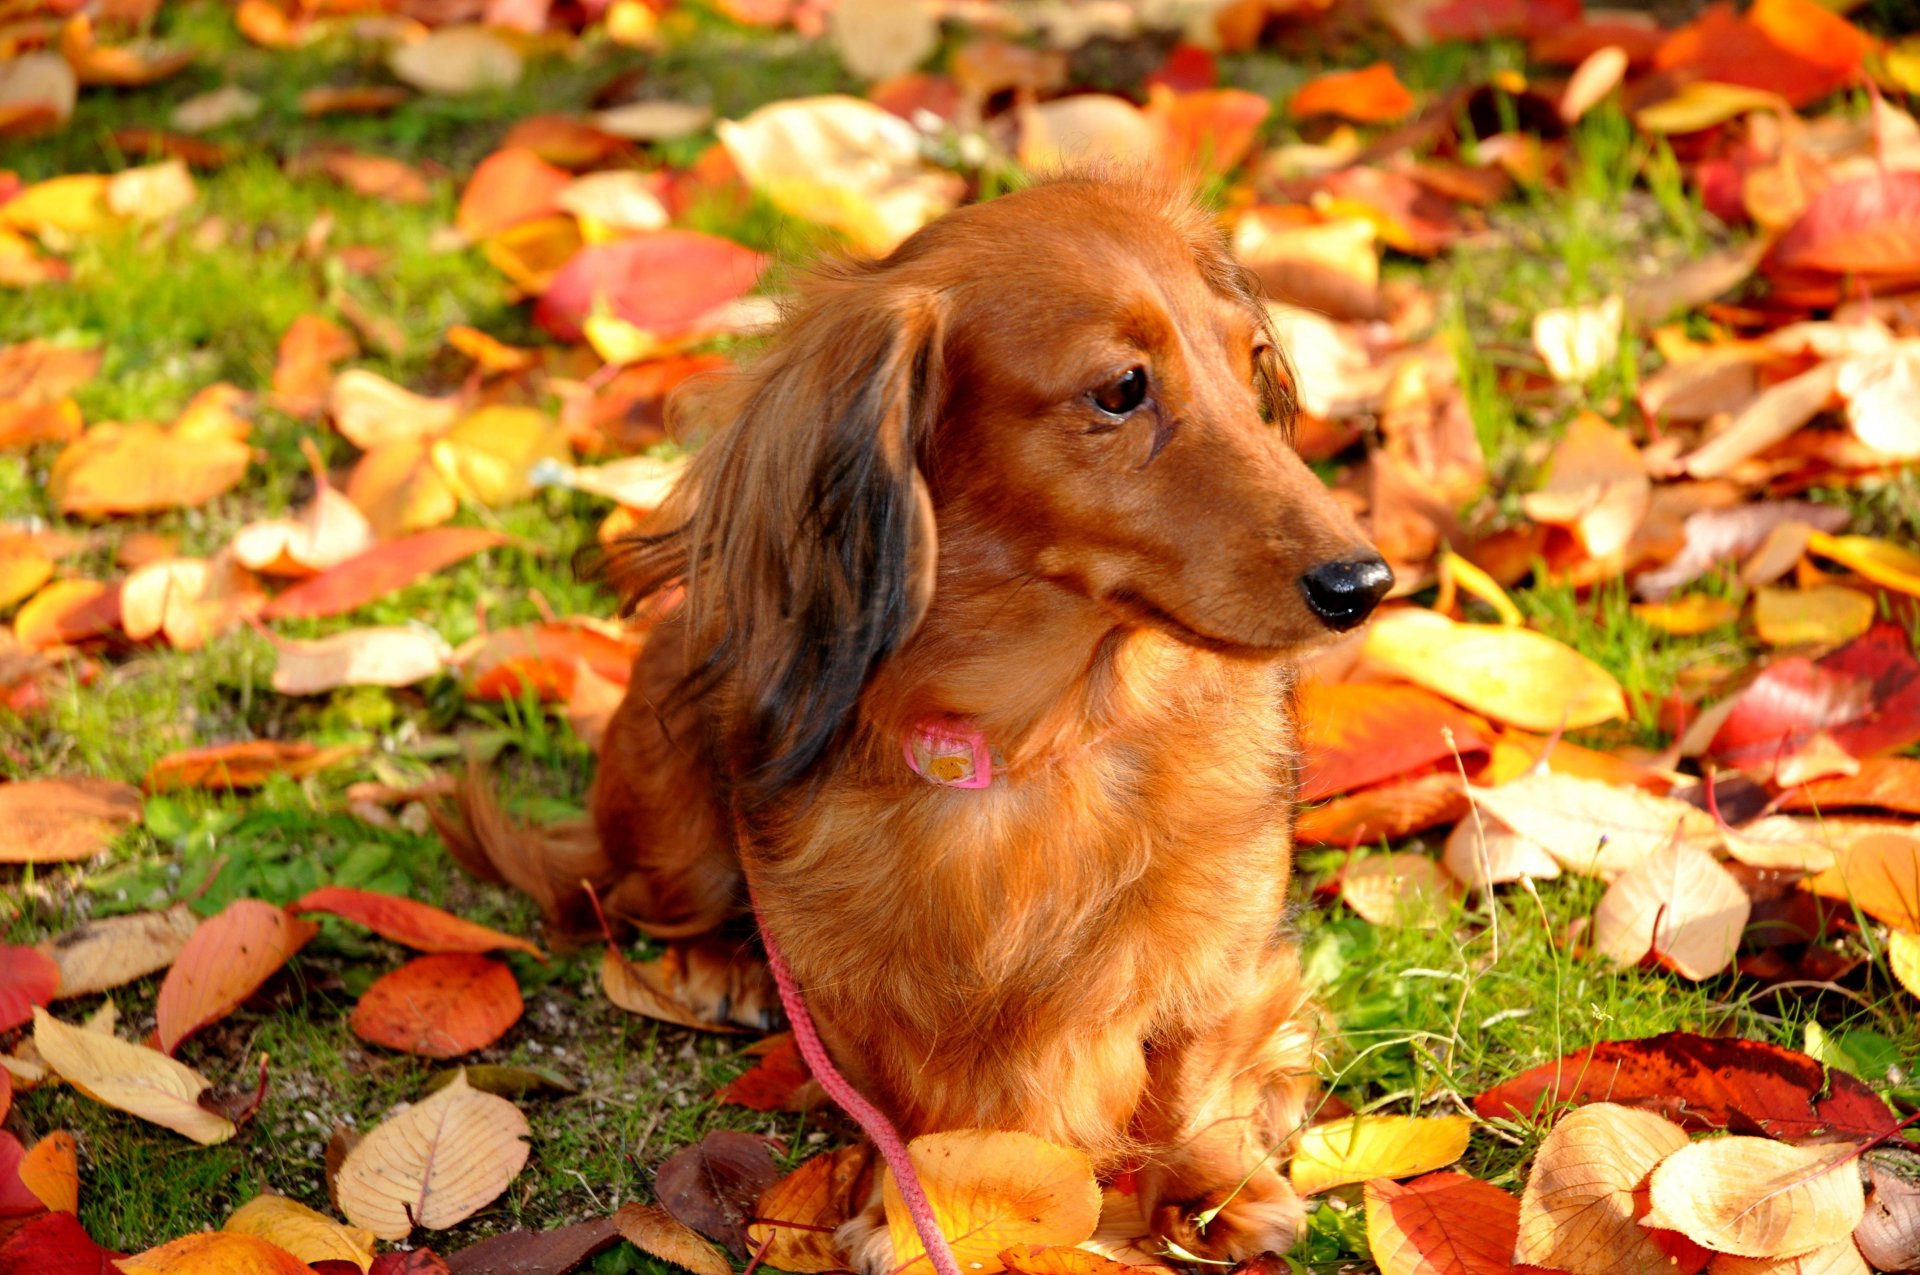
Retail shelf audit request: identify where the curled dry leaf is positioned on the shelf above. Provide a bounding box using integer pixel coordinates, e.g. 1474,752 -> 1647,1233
1363,1172 -> 1520,1275
1340,853 -> 1457,928
0,776 -> 142,864
0,946 -> 59,1033
335,1073 -> 531,1240
612,1203 -> 731,1275
145,739 -> 363,792
746,1144 -> 874,1272
271,625 -> 452,695
1290,1116 -> 1472,1197
600,947 -> 753,1034
1515,1102 -> 1691,1273
40,903 -> 199,999
155,899 -> 317,1054
349,953 -> 524,1059
884,1131 -> 1101,1275
31,1007 -> 236,1144
290,887 -> 543,959
225,1193 -> 377,1272
1591,837 -> 1751,979
1645,1137 -> 1864,1258
117,1231 -> 316,1274
1470,771 -> 1718,878
1359,609 -> 1627,732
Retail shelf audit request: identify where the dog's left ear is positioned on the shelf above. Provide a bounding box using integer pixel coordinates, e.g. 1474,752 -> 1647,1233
685,276 -> 946,806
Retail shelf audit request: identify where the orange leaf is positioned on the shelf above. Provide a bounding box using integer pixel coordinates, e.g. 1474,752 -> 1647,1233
532,230 -> 766,345
290,886 -> 544,960
612,1202 -> 731,1275
1146,86 -> 1268,178
315,150 -> 433,205
999,1246 -> 1136,1275
0,777 -> 142,864
117,1231 -> 317,1274
270,315 -> 357,418
350,953 -> 523,1058
0,340 -> 100,404
1296,681 -> 1488,802
457,147 -> 573,241
47,385 -> 252,517
745,1145 -> 874,1274
262,527 -> 508,621
155,899 -> 316,1053
143,740 -> 363,793
17,1132 -> 76,1214
12,579 -> 119,650
1773,173 -> 1920,276
460,621 -> 639,702
1364,1172 -> 1518,1275
1296,771 -> 1467,847
716,1033 -> 813,1111
1288,63 -> 1414,123
1804,831 -> 1920,928
298,85 -> 410,117
1780,755 -> 1920,815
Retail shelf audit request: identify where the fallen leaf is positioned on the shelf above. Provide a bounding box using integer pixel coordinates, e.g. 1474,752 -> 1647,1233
40,904 -> 199,998
225,1194 -> 377,1272
1633,595 -> 1742,635
118,553 -> 262,651
1782,756 -> 1920,815
1854,1148 -> 1920,1271
291,888 -> 542,960
1291,1116 -> 1472,1196
271,316 -> 357,419
349,953 -> 523,1059
997,1245 -> 1135,1275
1773,171 -> 1920,276
600,947 -> 755,1035
328,370 -> 463,452
1359,609 -> 1627,731
1711,624 -> 1920,775
1514,1102 -> 1691,1272
1637,503 -> 1848,601
1470,772 -> 1718,878
1645,1137 -> 1863,1258
829,0 -> 936,80
116,1232 -> 315,1273
422,1064 -> 577,1101
0,777 -> 142,864
884,1131 -> 1100,1275
155,898 -> 316,1053
1295,771 -> 1468,847
533,232 -> 765,349
0,1131 -> 37,1218
263,528 -> 507,622
1634,81 -> 1785,134
441,1219 -> 617,1274
1533,297 -> 1624,385
1804,831 -> 1920,928
1520,410 -> 1649,557
1682,361 -> 1841,480
1806,532 -> 1920,599
1560,45 -> 1629,123
0,1210 -> 126,1272
1340,854 -> 1456,928
1364,1172 -> 1519,1275
1836,342 -> 1920,459
335,1073 -> 530,1240
31,1007 -> 236,1144
104,160 -> 197,222
270,625 -> 452,696
1018,95 -> 1158,171
1295,681 -> 1488,802
612,1204 -> 730,1275
456,148 -> 572,241
18,1132 -> 76,1213
0,944 -> 57,1037
657,1130 -> 783,1259
48,385 -> 252,517
1289,62 -> 1414,123
746,1145 -> 874,1273
145,740 -> 363,792
716,1034 -> 814,1112
388,27 -> 522,96
1752,585 -> 1875,647
298,85 -> 411,118
0,53 -> 77,137
1442,815 -> 1561,888
1591,837 -> 1751,979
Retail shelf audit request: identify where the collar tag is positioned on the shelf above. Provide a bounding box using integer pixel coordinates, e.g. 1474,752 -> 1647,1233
903,719 -> 993,789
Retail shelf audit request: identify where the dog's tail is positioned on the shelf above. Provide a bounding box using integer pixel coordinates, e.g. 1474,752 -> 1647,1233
429,767 -> 616,940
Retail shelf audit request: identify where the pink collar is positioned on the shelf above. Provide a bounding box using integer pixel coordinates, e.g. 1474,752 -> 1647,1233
902,717 -> 993,789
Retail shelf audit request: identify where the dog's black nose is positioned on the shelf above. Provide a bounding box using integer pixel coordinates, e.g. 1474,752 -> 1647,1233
1300,557 -> 1393,630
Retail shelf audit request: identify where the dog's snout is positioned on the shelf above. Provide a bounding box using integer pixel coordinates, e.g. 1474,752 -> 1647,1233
1299,557 -> 1393,630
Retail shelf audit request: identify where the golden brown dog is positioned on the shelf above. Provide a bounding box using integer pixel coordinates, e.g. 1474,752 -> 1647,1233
441,173 -> 1392,1266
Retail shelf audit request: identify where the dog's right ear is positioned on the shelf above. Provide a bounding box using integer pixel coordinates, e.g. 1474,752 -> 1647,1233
603,264 -> 946,807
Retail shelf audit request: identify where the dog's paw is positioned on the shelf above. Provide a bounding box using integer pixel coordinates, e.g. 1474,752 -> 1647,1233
1150,1178 -> 1305,1264
836,1196 -> 898,1275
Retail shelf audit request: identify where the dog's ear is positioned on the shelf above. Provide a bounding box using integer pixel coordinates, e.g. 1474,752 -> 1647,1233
611,268 -> 945,807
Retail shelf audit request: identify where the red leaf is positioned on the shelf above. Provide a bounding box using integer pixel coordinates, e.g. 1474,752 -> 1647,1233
714,1034 -> 813,1111
0,947 -> 57,1033
350,953 -> 523,1059
1296,683 -> 1488,803
456,147 -> 574,241
1150,88 -> 1268,178
1473,1031 -> 1899,1141
1710,623 -> 1920,769
263,527 -> 508,621
0,1135 -> 42,1220
144,740 -> 363,793
1425,0 -> 1579,41
1363,1172 -> 1518,1275
533,231 -> 765,345
0,1211 -> 124,1275
1771,172 -> 1920,277
292,887 -> 544,960
460,623 -> 639,703
155,899 -> 316,1053
371,1253 -> 452,1275
1655,0 -> 1868,109
1145,44 -> 1217,93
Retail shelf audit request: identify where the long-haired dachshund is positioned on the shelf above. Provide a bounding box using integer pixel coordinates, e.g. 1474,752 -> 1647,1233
439,173 -> 1392,1266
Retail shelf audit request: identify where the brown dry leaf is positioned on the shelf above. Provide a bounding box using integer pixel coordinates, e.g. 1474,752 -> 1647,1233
1520,411 -> 1650,558
1645,1138 -> 1864,1258
884,1131 -> 1100,1275
145,740 -> 364,792
612,1203 -> 731,1275
225,1193 -> 376,1271
270,625 -> 451,696
1591,837 -> 1751,979
746,1145 -> 874,1273
49,385 -> 252,518
1682,362 -> 1842,479
334,1072 -> 531,1240
1340,853 -> 1456,928
1753,585 -> 1875,647
0,53 -> 78,137
1533,296 -> 1624,385
1359,609 -> 1627,732
0,777 -> 142,864
117,1232 -> 314,1273
31,1007 -> 236,1144
1290,1115 -> 1472,1196
1441,815 -> 1561,888
388,26 -> 523,95
1515,1102 -> 1690,1273
155,898 -> 316,1054
1804,831 -> 1920,928
1471,771 -> 1719,878
999,1245 -> 1136,1275
41,904 -> 199,998
171,84 -> 262,131
314,150 -> 432,205
19,1130 -> 77,1213
600,948 -> 748,1034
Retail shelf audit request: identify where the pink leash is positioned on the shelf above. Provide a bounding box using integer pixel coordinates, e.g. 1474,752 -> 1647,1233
746,888 -> 964,1275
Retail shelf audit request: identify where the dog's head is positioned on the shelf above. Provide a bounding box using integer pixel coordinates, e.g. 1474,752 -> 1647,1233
612,174 -> 1389,804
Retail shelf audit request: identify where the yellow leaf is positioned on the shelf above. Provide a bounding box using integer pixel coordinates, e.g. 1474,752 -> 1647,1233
1591,837 -> 1750,979
1340,854 -> 1456,928
1289,1116 -> 1471,1196
747,1145 -> 874,1274
1644,1137 -> 1863,1258
1,174 -> 114,237
345,438 -> 458,540
431,405 -> 571,508
1516,1103 -> 1689,1272
1531,299 -> 1624,387
225,1194 -> 377,1272
1890,929 -> 1919,999
105,159 -> 197,222
1358,609 -> 1626,731
31,1006 -> 236,1144
327,369 -> 462,451
1806,531 -> 1920,598
884,1130 -> 1101,1275
118,1231 -> 316,1274
613,1202 -> 732,1275
1804,832 -> 1920,928
1753,585 -> 1875,647
0,544 -> 52,610
1705,1240 -> 1872,1274
1469,771 -> 1718,878
334,1072 -> 530,1239
1633,81 -> 1786,133
1632,595 -> 1741,635
49,386 -> 251,517
482,215 -> 583,293
40,904 -> 200,998
583,311 -> 667,366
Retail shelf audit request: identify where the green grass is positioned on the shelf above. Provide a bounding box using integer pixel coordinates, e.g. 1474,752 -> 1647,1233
4,4 -> 1919,1272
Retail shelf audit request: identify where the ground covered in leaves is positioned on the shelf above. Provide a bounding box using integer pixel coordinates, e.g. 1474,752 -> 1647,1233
3,0 -> 1920,1272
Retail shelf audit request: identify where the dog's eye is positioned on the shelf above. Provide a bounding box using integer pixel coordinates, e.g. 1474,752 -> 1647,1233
1091,366 -> 1148,416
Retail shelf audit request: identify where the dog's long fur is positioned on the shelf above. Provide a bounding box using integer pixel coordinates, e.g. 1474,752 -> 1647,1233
438,174 -> 1389,1265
